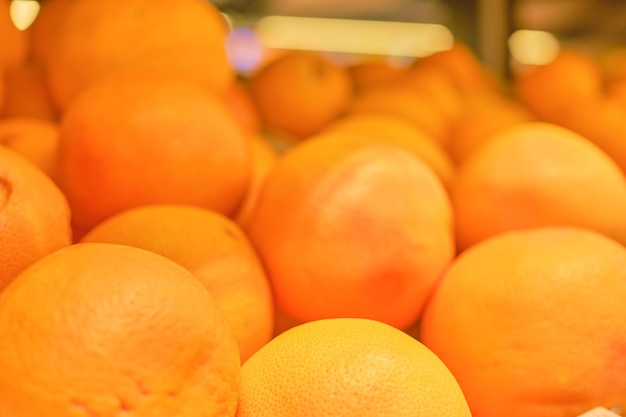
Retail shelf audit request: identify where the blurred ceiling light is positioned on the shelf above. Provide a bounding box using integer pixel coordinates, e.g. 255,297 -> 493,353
255,15 -> 453,58
9,0 -> 40,31
508,29 -> 560,65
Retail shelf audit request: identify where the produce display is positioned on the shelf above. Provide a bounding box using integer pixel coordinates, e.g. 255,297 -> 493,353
1,0 -> 626,416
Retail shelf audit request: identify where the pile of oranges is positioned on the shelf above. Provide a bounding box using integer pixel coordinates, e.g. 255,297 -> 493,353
2,0 -> 626,416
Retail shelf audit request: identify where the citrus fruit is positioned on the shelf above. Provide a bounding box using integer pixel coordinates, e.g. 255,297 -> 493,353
0,242 -> 241,417
238,318 -> 472,417
246,139 -> 454,329
248,50 -> 354,141
80,204 -> 274,362
453,121 -> 626,251
0,145 -> 71,292
40,0 -> 234,111
56,72 -> 250,238
319,113 -> 456,190
421,227 -> 626,417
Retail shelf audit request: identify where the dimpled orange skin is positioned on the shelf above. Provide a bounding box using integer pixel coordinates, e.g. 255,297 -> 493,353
246,140 -> 455,330
0,146 -> 72,292
81,204 -> 275,363
237,318 -> 472,417
0,242 -> 241,417
420,227 -> 626,417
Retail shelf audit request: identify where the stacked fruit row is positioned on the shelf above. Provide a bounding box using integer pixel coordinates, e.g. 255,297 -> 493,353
1,0 -> 626,416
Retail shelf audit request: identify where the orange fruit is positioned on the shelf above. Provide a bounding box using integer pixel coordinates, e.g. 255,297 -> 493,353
0,145 -> 71,292
447,95 -> 536,165
347,85 -> 451,146
246,139 -> 455,329
557,98 -> 626,176
453,121 -> 626,251
0,242 -> 241,417
0,117 -> 60,180
237,318 -> 472,417
318,113 -> 456,190
56,72 -> 251,238
347,58 -> 407,91
2,60 -> 58,121
40,0 -> 234,112
222,79 -> 262,136
0,0 -> 28,68
248,50 -> 354,141
80,204 -> 274,363
513,48 -> 604,122
234,134 -> 279,228
392,62 -> 466,125
420,227 -> 626,417
413,41 -> 500,97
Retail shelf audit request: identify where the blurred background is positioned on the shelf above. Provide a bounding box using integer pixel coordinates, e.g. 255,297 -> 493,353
8,0 -> 626,78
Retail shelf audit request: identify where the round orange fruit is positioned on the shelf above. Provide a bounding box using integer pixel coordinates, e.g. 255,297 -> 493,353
238,318 -> 472,417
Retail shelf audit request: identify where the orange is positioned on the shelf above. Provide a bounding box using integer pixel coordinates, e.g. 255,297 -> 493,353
0,0 -> 28,68
56,72 -> 251,239
420,227 -> 626,417
347,58 -> 407,91
2,60 -> 58,121
234,134 -> 279,228
80,204 -> 274,363
0,117 -> 60,180
318,113 -> 456,190
246,139 -> 455,330
556,98 -> 626,178
237,318 -> 471,417
40,0 -> 234,112
0,242 -> 241,417
0,145 -> 71,292
392,62 -> 466,126
222,79 -> 262,136
513,48 -> 604,122
347,84 -> 451,147
452,121 -> 626,251
447,95 -> 536,165
248,50 -> 354,141
413,41 -> 500,97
